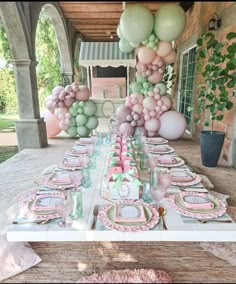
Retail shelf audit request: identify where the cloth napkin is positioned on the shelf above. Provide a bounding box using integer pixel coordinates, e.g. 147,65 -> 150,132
157,157 -> 177,164
63,160 -> 81,167
182,195 -> 214,209
51,176 -> 71,184
171,172 -> 193,182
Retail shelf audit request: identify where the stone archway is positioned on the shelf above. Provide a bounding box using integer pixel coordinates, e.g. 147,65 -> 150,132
32,2 -> 73,85
73,34 -> 87,85
0,2 -> 48,150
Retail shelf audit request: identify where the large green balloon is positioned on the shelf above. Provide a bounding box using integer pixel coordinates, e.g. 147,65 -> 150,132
77,125 -> 90,137
83,100 -> 97,116
120,4 -> 154,43
119,38 -> 134,53
73,101 -> 80,109
76,114 -> 88,125
86,116 -> 99,130
136,74 -> 147,84
117,25 -> 123,39
67,126 -> 77,137
130,81 -> 142,92
154,4 -> 186,41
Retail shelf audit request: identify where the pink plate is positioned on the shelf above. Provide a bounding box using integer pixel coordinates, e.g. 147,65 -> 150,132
43,177 -> 74,190
98,200 -> 160,232
168,192 -> 226,219
149,145 -> 175,155
167,169 -> 201,186
155,156 -> 185,168
57,161 -> 82,171
21,191 -> 67,220
146,137 -> 168,145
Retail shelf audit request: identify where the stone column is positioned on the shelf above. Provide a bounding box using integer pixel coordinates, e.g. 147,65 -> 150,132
62,71 -> 73,85
11,59 -> 48,151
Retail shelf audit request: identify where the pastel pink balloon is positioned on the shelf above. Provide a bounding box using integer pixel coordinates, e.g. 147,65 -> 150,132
52,102 -> 57,108
64,97 -> 74,107
145,117 -> 160,132
70,91 -> 76,97
52,86 -> 64,95
65,85 -> 73,93
157,60 -> 164,67
162,49 -> 176,64
59,120 -> 69,131
136,116 -> 145,126
133,114 -> 139,121
131,97 -> 138,104
116,106 -> 132,122
141,65 -> 148,72
65,113 -> 71,118
72,85 -> 79,92
132,103 -> 143,114
157,100 -> 163,106
143,97 -> 156,110
125,101 -> 133,108
51,94 -> 58,102
147,131 -> 156,137
41,110 -> 61,138
154,94 -> 161,100
162,105 -> 168,111
136,61 -> 145,74
148,71 -> 163,84
159,68 -> 164,74
149,110 -> 157,117
126,114 -> 133,121
161,96 -> 172,109
57,113 -> 65,120
59,94 -> 65,100
130,92 -> 144,103
58,101 -> 64,108
154,87 -> 160,93
138,46 -> 156,64
156,41 -> 173,57
158,111 -> 186,140
152,65 -> 159,71
144,114 -> 151,121
54,107 -> 68,118
148,91 -> 155,97
64,118 -> 70,125
152,55 -> 161,65
119,122 -> 135,136
46,101 -> 53,111
141,72 -> 148,78
131,120 -> 137,127
146,69 -> 152,76
155,106 -> 161,112
76,86 -> 90,101
45,95 -> 52,103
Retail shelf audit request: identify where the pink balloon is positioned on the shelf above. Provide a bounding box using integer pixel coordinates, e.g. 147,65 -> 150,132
116,106 -> 132,122
130,92 -> 144,103
147,131 -> 156,137
157,100 -> 163,106
143,108 -> 148,114
154,87 -> 160,93
131,97 -> 138,104
65,113 -> 71,119
158,111 -> 186,140
148,91 -> 155,97
144,114 -> 151,121
132,103 -> 143,115
149,110 -> 157,117
73,85 -> 79,92
154,94 -> 161,100
143,97 -> 156,110
59,93 -> 65,100
58,101 -> 64,108
133,114 -> 139,121
59,120 -> 69,131
64,97 -> 74,107
155,106 -> 161,112
148,71 -> 163,84
136,60 -> 146,74
156,41 -> 173,57
146,69 -> 152,76
119,122 -> 135,136
152,55 -> 161,65
141,72 -> 148,78
131,120 -> 137,127
158,68 -> 164,74
52,86 -> 64,95
161,105 -> 168,111
161,96 -> 172,109
64,118 -> 70,125
162,49 -> 176,64
70,91 -> 76,97
138,46 -> 156,64
65,85 -> 73,93
141,65 -> 148,72
145,118 -> 160,132
152,65 -> 159,71
41,110 -> 61,138
136,116 -> 145,126
126,114 -> 133,121
125,101 -> 133,108
57,113 -> 65,120
76,86 -> 90,101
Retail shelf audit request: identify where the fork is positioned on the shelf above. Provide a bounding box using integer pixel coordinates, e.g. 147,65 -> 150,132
197,219 -> 233,224
91,205 -> 99,229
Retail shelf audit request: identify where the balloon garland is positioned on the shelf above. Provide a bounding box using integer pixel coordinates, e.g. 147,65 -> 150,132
43,83 -> 99,138
114,3 -> 187,139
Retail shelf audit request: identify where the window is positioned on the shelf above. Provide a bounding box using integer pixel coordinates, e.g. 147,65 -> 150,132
177,46 -> 196,134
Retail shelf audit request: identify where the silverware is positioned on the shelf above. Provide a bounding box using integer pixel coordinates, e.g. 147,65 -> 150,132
91,205 -> 99,230
158,206 -> 168,230
13,219 -> 49,225
197,219 -> 233,224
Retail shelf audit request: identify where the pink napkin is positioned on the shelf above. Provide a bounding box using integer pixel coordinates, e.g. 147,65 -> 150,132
72,148 -> 87,154
64,160 -> 81,167
152,146 -> 169,152
171,174 -> 193,182
157,157 -> 177,164
51,176 -> 71,184
114,204 -> 146,223
79,138 -> 92,144
183,201 -> 214,210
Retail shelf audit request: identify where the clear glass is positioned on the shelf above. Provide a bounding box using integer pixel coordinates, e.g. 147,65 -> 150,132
70,190 -> 83,219
139,153 -> 148,171
81,168 -> 92,188
142,181 -> 153,203
55,199 -> 73,227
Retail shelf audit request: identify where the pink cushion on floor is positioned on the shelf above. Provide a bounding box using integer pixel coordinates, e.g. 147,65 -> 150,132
78,269 -> 172,283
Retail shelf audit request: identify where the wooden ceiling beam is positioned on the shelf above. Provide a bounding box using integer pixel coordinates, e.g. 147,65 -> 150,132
63,12 -> 121,19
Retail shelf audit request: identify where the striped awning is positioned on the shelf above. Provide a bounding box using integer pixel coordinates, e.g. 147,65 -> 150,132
79,42 -> 136,68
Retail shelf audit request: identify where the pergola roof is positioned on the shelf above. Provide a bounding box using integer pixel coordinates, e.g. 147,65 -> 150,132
79,42 -> 136,67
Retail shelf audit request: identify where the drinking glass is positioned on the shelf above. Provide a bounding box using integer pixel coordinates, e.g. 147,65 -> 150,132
55,198 -> 73,227
69,172 -> 82,190
81,168 -> 92,188
70,189 -> 83,220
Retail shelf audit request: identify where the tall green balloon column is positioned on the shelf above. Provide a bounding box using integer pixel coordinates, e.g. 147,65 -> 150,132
114,3 -> 187,139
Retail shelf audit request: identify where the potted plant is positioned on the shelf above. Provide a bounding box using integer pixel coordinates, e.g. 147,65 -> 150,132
188,31 -> 236,167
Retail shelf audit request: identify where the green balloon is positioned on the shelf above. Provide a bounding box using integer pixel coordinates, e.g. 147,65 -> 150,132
155,82 -> 167,95
69,107 -> 78,117
149,33 -> 156,41
69,117 -> 76,127
130,42 -> 140,48
79,101 -> 85,107
73,101 -> 80,109
142,39 -> 148,45
83,100 -> 97,116
76,114 -> 88,125
136,74 -> 146,84
143,82 -> 150,90
67,126 -> 77,137
117,25 -> 123,39
77,125 -> 90,137
131,81 -> 142,92
77,107 -> 84,114
86,116 -> 99,130
119,38 -> 134,53
154,4 -> 186,41
149,41 -> 156,48
120,4 -> 154,43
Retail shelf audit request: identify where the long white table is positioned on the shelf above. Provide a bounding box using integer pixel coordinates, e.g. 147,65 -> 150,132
6,143 -> 236,242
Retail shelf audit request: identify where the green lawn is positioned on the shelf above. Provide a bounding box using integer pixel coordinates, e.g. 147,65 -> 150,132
0,146 -> 18,163
0,113 -> 18,131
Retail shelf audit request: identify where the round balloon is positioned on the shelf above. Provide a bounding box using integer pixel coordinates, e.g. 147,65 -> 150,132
156,41 -> 173,57
41,110 -> 61,138
119,122 -> 135,136
158,110 -> 186,140
116,105 -> 132,122
138,46 -> 156,65
154,82 -> 167,95
154,4 -> 186,41
86,116 -> 99,130
162,49 -> 176,64
119,38 -> 134,53
120,4 -> 154,43
66,126 -> 77,137
83,100 -> 97,116
76,114 -> 88,125
77,125 -> 90,137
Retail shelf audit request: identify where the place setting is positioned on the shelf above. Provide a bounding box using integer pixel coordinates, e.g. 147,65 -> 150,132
145,137 -> 168,145
148,145 -> 175,155
42,172 -> 81,191
57,156 -> 89,171
155,155 -> 185,168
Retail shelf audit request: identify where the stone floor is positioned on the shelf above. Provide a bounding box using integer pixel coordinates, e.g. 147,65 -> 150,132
1,128 -> 236,283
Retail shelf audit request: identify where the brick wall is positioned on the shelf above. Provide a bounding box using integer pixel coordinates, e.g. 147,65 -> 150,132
172,2 -> 236,163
